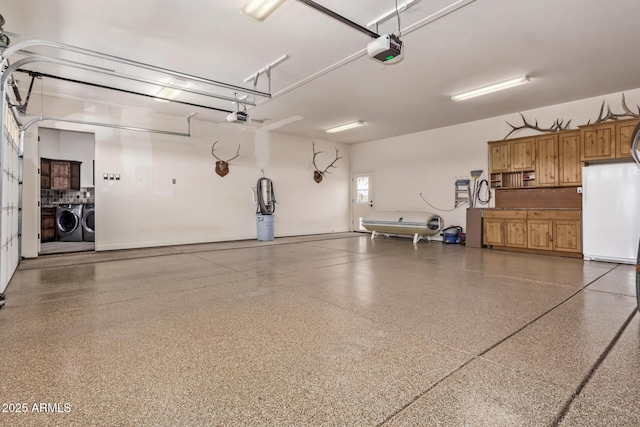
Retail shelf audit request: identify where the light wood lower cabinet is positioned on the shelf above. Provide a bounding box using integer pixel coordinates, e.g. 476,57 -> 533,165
483,209 -> 581,255
483,210 -> 526,247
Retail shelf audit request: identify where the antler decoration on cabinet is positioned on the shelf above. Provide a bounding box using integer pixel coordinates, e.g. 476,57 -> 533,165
587,93 -> 640,125
211,140 -> 240,177
312,141 -> 343,183
503,113 -> 571,139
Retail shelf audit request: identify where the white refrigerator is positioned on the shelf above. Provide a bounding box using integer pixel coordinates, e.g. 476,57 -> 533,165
582,162 -> 640,264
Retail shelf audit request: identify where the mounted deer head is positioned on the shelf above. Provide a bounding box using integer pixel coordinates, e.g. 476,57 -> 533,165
211,140 -> 240,177
312,141 -> 343,183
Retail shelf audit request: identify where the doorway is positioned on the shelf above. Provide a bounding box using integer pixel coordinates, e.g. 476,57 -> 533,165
351,171 -> 374,232
39,128 -> 96,255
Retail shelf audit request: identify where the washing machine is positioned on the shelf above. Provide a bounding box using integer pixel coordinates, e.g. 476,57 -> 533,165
55,204 -> 83,242
82,203 -> 95,242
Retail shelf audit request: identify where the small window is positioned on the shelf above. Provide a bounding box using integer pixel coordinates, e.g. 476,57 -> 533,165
356,177 -> 369,203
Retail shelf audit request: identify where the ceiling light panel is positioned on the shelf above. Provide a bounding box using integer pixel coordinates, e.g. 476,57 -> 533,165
241,0 -> 287,22
325,121 -> 365,133
451,76 -> 530,101
154,78 -> 189,102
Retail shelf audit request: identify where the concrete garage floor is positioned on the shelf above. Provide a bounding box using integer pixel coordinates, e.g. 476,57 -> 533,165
0,233 -> 638,426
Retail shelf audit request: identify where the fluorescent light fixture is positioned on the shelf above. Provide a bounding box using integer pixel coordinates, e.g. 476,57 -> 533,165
451,76 -> 530,101
367,0 -> 419,27
325,121 -> 365,133
154,78 -> 189,102
241,0 -> 287,22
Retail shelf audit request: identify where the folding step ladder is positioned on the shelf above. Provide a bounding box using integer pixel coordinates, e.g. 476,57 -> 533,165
454,179 -> 471,208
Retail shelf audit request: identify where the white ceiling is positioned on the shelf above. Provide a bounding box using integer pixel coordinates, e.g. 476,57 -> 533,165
3,0 -> 640,143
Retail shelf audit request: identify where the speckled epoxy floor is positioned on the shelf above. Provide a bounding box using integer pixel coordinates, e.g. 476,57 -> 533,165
0,233 -> 638,426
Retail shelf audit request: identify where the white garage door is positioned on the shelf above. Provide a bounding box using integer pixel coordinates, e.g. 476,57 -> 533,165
1,97 -> 20,295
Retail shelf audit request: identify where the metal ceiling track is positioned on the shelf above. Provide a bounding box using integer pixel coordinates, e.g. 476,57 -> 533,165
296,0 -> 380,38
2,32 -> 272,100
0,30 -> 273,134
21,112 -> 197,138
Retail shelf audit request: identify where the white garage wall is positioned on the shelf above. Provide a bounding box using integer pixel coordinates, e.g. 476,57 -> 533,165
20,87 -> 640,256
21,95 -> 350,256
351,87 -> 640,231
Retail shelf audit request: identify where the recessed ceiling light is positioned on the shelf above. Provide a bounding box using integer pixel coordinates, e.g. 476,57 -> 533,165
241,0 -> 287,22
325,121 -> 365,133
154,78 -> 189,102
451,76 -> 530,101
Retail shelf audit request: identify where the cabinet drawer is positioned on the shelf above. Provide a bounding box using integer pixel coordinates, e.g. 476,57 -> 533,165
527,210 -> 580,221
483,209 -> 526,219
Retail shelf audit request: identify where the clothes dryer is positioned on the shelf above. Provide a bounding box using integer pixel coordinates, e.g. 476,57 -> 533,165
55,204 -> 83,242
82,203 -> 95,242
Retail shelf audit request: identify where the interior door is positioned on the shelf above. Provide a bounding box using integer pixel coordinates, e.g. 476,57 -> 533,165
352,172 -> 374,232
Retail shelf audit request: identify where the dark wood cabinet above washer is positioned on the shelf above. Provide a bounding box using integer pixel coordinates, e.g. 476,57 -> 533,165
41,158 -> 81,190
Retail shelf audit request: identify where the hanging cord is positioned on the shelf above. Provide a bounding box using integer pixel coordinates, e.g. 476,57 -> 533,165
475,179 -> 491,205
419,192 -> 465,212
395,0 -> 402,38
40,74 -> 44,119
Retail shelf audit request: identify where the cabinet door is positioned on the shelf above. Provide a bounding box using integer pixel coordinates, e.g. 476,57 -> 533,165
558,131 -> 582,186
70,162 -> 81,190
535,134 -> 559,187
40,158 -> 51,189
616,119 -> 639,159
505,219 -> 527,248
511,138 -> 535,171
581,123 -> 615,161
483,218 -> 504,246
41,215 -> 56,242
553,220 -> 581,253
489,141 -> 510,173
51,161 -> 70,190
527,220 -> 553,250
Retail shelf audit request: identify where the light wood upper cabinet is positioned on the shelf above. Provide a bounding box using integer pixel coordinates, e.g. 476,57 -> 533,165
580,122 -> 616,161
615,118 -> 639,158
579,118 -> 639,161
510,138 -> 535,171
489,141 -> 510,173
488,138 -> 536,189
535,134 -> 559,187
558,131 -> 582,186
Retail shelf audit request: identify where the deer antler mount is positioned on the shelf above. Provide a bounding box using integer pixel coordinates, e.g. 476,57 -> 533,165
312,141 -> 343,183
504,113 -> 571,139
211,140 -> 240,177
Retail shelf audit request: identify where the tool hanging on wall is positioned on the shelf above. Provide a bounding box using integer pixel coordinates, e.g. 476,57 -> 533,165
454,179 -> 471,208
468,169 -> 491,207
